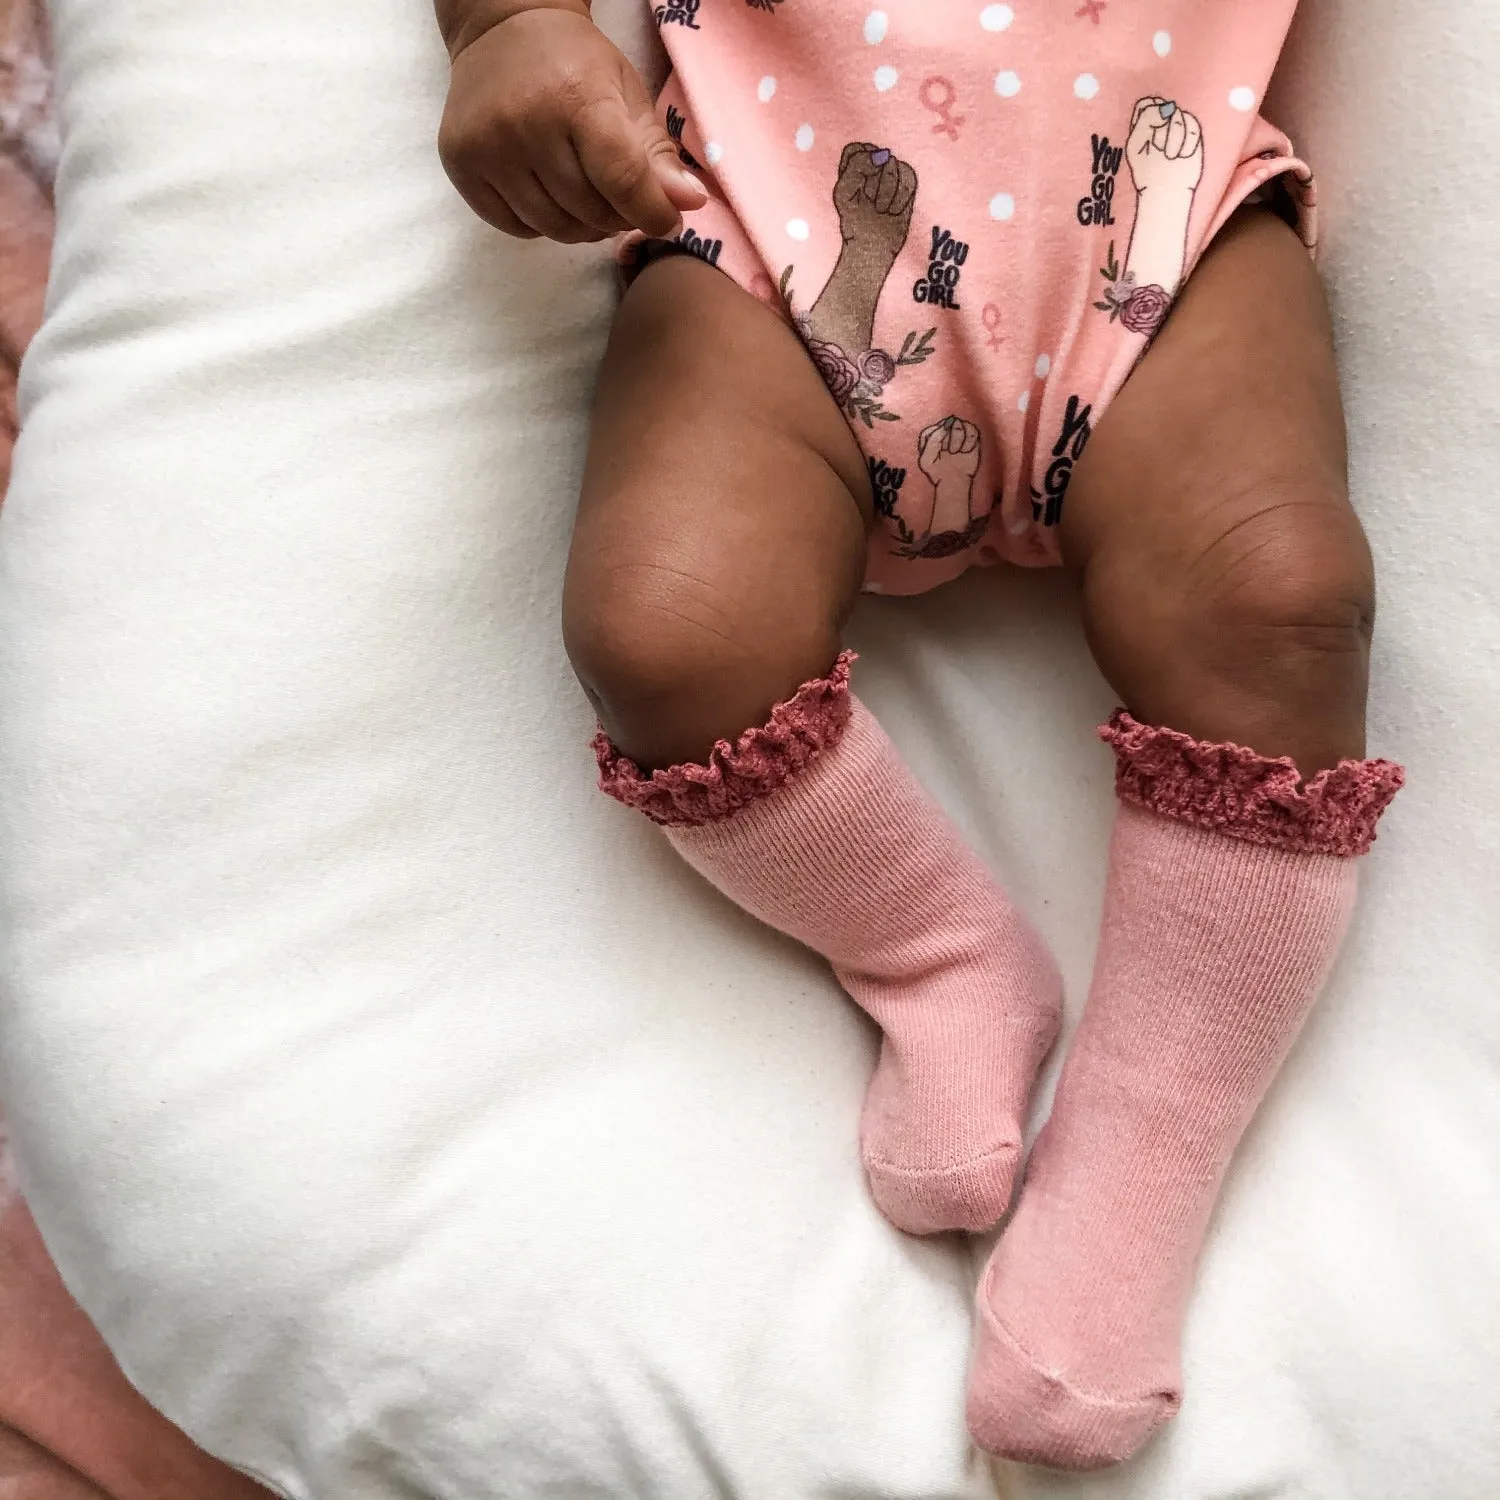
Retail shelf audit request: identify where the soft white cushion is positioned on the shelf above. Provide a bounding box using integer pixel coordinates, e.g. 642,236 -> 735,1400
0,2 -> 1496,1499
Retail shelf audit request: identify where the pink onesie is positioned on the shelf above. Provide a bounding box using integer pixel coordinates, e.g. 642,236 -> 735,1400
634,0 -> 1314,595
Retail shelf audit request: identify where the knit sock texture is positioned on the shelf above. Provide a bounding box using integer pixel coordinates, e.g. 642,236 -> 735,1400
967,718 -> 1403,1469
599,668 -> 1061,1235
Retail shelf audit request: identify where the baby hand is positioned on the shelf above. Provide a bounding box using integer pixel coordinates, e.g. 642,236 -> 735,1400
437,1 -> 707,243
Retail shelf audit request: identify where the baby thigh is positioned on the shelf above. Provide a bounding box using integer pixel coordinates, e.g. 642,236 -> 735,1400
1060,209 -> 1373,776
564,254 -> 873,771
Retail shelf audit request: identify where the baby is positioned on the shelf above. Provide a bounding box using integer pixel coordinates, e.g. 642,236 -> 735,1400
435,0 -> 1404,1470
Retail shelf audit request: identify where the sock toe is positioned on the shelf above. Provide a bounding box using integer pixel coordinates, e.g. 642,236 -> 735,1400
864,1142 -> 1020,1235
965,1297 -> 1179,1470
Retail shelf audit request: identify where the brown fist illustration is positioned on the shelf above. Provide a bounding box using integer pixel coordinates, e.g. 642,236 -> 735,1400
805,143 -> 919,359
833,142 -> 918,256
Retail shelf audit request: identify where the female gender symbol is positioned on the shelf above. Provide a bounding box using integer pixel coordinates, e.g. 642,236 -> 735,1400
919,76 -> 965,140
981,303 -> 1004,351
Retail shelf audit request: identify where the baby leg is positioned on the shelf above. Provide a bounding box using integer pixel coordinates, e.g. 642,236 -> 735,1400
566,254 -> 1060,1234
968,211 -> 1403,1466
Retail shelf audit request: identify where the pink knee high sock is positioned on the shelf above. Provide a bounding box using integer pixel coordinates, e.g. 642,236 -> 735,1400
596,654 -> 1062,1235
967,712 -> 1404,1470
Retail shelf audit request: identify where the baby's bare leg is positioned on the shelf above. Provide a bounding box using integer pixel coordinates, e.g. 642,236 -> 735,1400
1063,207 -> 1371,776
570,256 -> 1061,1236
968,210 -> 1402,1469
564,254 -> 871,770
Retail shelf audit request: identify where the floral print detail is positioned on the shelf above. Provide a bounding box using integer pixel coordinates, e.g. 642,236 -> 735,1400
1094,240 -> 1174,338
861,348 -> 898,385
795,319 -> 936,427
1093,242 -> 1132,314
895,511 -> 991,561
808,339 -> 861,403
1118,282 -> 1172,335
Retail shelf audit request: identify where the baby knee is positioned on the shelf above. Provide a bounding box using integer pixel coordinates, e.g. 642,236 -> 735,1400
562,568 -> 841,769
1190,501 -> 1375,673
564,584 -> 719,725
1083,495 -> 1375,769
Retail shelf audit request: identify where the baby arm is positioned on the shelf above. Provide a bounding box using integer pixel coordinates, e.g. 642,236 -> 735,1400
434,0 -> 706,242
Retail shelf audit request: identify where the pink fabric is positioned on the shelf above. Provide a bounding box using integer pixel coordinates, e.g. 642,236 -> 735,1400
656,695 -> 1062,1234
1102,710 -> 1406,857
641,0 -> 1315,593
595,651 -> 855,826
967,796 -> 1372,1469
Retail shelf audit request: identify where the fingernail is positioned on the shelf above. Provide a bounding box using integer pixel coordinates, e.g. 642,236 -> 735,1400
870,148 -> 892,165
676,168 -> 707,195
1160,101 -> 1176,118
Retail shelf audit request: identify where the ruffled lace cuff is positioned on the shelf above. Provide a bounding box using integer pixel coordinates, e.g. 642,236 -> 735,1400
594,652 -> 855,827
1101,710 -> 1405,857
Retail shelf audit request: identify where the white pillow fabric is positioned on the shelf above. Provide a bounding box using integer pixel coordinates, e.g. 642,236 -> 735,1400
0,2 -> 1496,1499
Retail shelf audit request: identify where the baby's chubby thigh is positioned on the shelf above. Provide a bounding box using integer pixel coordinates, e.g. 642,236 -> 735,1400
563,253 -> 874,772
1059,210 -> 1372,776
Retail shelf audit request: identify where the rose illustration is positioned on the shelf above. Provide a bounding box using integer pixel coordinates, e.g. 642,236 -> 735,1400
1119,283 -> 1172,337
807,338 -> 861,402
860,348 -> 898,387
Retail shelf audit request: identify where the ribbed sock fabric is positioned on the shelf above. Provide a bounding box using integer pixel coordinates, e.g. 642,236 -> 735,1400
967,712 -> 1404,1469
596,654 -> 1062,1235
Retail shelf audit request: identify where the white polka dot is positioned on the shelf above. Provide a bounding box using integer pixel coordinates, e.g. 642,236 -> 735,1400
980,4 -> 1014,31
703,141 -> 723,167
1034,353 -> 1052,378
864,9 -> 888,44
757,75 -> 777,103
874,64 -> 900,91
1228,85 -> 1257,112
994,70 -> 1022,97
988,192 -> 1015,220
786,217 -> 811,241
1017,390 -> 1030,413
1074,73 -> 1100,100
795,124 -> 815,151
1152,30 -> 1172,57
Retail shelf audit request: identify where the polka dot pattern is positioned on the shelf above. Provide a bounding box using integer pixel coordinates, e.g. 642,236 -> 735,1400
979,4 -> 1014,31
1228,86 -> 1257,112
786,218 -> 810,241
994,70 -> 1021,98
989,192 -> 1015,221
757,75 -> 777,103
874,64 -> 899,92
864,10 -> 888,44
1074,73 -> 1101,101
795,124 -> 815,151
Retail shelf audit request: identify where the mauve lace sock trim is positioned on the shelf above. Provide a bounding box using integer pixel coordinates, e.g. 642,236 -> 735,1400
594,651 -> 855,827
1100,710 -> 1405,858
